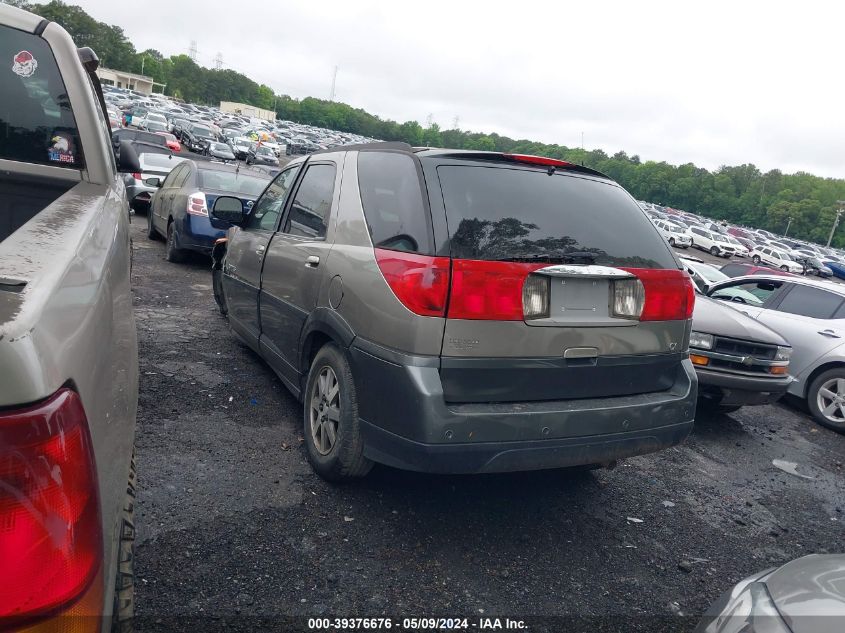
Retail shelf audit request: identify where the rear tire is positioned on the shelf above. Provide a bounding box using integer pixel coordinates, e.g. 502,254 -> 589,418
111,451 -> 136,633
669,237 -> 676,247
165,222 -> 186,263
780,265 -> 789,272
303,343 -> 373,482
807,368 -> 845,433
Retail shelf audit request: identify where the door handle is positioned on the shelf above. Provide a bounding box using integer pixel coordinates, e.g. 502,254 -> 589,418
305,255 -> 320,268
256,245 -> 266,256
818,330 -> 841,339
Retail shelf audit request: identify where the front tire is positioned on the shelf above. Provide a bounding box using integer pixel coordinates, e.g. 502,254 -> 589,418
781,265 -> 789,272
752,255 -> 761,264
165,222 -> 186,263
212,268 -> 228,316
808,369 -> 845,433
710,245 -> 719,256
147,211 -> 160,240
669,237 -> 676,247
303,343 -> 373,482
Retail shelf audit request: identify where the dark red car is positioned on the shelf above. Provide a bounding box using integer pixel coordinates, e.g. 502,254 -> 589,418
720,262 -> 797,278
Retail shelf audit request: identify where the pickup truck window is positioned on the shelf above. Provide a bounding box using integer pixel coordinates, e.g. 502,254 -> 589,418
0,24 -> 84,169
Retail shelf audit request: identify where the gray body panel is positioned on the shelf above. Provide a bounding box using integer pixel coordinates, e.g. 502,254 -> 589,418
0,5 -> 138,625
696,555 -> 845,633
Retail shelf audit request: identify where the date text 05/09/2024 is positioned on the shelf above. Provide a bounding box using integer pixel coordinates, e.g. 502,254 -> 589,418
307,618 -> 528,630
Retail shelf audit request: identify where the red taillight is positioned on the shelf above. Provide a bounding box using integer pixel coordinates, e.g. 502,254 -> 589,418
132,172 -> 141,180
0,388 -> 102,626
374,249 -> 450,317
187,191 -> 208,216
503,153 -> 573,168
448,260 -> 546,320
622,268 -> 695,321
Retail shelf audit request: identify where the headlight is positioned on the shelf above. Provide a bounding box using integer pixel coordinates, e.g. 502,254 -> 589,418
775,346 -> 792,361
689,331 -> 714,350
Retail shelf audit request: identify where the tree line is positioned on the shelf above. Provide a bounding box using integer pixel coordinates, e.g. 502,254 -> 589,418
8,0 -> 845,246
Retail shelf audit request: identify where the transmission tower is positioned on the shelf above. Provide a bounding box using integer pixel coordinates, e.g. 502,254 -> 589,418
329,65 -> 338,101
188,40 -> 198,62
214,52 -> 223,70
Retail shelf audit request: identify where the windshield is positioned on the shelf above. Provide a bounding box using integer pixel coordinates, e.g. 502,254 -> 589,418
192,126 -> 212,137
257,147 -> 274,156
146,121 -> 167,132
775,250 -> 793,261
210,143 -> 232,152
686,261 -> 729,283
197,169 -> 268,195
436,164 -> 677,268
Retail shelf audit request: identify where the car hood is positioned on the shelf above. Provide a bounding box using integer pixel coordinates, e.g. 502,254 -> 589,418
764,554 -> 845,632
693,295 -> 788,346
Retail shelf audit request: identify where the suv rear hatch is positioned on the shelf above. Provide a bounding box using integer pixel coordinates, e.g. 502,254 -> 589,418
425,153 -> 693,403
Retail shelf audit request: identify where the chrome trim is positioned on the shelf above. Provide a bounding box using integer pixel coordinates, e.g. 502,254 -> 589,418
535,265 -> 635,279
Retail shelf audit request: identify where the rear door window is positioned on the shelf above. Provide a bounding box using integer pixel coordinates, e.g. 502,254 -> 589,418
0,24 -> 83,168
436,165 -> 676,268
774,284 -> 844,319
283,163 -> 336,239
358,151 -> 432,253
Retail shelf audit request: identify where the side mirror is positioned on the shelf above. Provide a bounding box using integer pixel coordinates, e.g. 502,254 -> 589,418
117,139 -> 141,173
144,177 -> 161,187
211,196 -> 246,224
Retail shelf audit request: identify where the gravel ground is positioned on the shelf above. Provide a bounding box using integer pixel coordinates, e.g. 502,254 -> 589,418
129,216 -> 844,633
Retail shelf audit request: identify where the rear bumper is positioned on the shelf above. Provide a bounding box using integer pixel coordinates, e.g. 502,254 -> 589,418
349,340 -> 697,474
696,367 -> 793,406
174,215 -> 225,254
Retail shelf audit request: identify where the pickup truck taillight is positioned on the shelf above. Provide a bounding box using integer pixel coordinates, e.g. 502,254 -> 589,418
0,388 -> 103,627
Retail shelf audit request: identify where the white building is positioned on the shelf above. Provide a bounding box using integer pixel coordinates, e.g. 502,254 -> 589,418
219,101 -> 276,122
96,67 -> 164,95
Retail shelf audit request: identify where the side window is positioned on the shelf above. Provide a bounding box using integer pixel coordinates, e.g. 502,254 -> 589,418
358,151 -> 433,254
710,280 -> 782,307
172,164 -> 190,189
244,166 -> 300,231
775,285 -> 844,319
160,166 -> 180,189
283,163 -> 337,239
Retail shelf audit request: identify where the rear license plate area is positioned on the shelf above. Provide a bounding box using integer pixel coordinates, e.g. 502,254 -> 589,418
550,278 -> 611,322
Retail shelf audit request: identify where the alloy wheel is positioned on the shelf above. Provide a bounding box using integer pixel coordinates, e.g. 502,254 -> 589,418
309,366 -> 340,455
816,378 -> 845,424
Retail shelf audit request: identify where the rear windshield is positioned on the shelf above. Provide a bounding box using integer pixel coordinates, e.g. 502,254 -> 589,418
197,169 -> 268,196
436,165 -> 676,268
0,24 -> 84,168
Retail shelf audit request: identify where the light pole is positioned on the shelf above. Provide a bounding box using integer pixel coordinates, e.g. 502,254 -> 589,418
826,201 -> 845,248
784,216 -> 792,237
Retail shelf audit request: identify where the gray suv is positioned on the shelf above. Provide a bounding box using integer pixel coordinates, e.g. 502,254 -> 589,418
211,143 -> 698,481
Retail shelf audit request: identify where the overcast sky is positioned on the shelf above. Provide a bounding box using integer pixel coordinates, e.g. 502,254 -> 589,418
76,0 -> 843,178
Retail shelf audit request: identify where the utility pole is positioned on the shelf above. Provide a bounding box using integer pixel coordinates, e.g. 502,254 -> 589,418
140,55 -> 145,75
826,201 -> 845,247
452,115 -> 460,130
581,131 -> 584,150
188,40 -> 198,62
784,216 -> 792,237
329,65 -> 338,101
214,52 -> 223,70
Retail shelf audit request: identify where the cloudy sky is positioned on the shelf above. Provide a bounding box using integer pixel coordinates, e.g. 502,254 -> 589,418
77,0 -> 843,177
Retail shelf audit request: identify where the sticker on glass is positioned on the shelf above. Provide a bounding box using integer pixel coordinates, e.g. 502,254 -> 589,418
48,132 -> 76,164
12,50 -> 38,77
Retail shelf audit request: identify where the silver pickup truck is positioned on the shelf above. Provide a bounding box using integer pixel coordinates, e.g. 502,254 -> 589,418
1,4 -> 140,631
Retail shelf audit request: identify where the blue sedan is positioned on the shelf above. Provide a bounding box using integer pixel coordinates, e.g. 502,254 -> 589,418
823,260 -> 845,280
147,161 -> 270,262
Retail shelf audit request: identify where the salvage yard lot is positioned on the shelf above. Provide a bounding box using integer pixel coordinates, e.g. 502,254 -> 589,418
129,218 -> 844,630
